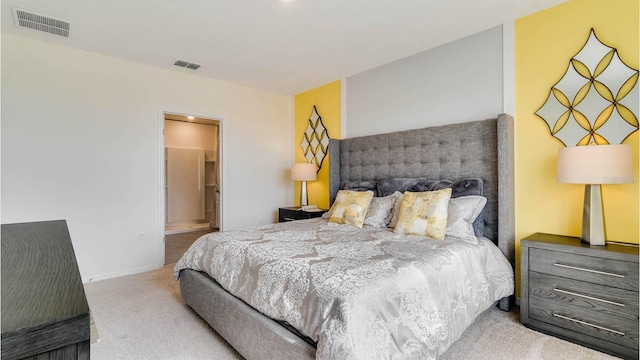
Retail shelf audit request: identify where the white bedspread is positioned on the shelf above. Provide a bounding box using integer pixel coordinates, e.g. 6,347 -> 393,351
174,218 -> 513,360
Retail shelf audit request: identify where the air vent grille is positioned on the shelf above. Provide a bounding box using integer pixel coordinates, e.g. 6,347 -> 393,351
12,7 -> 71,38
174,60 -> 201,70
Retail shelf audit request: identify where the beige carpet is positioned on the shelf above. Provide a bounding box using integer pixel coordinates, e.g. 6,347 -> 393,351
85,265 -> 620,360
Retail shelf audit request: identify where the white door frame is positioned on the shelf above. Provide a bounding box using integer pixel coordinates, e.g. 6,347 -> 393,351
157,107 -> 226,266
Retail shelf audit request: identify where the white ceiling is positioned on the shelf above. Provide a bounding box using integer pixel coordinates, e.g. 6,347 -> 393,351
1,0 -> 566,95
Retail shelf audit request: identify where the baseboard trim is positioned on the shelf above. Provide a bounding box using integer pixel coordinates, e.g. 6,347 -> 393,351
85,264 -> 163,284
165,225 -> 211,235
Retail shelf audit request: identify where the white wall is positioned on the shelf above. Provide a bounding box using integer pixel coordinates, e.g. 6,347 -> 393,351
1,33 -> 293,282
345,26 -> 504,137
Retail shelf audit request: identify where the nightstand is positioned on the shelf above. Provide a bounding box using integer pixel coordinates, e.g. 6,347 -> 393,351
520,233 -> 639,359
278,207 -> 326,222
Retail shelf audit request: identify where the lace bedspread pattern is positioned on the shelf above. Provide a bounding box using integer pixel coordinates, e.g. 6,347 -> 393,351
174,218 -> 514,360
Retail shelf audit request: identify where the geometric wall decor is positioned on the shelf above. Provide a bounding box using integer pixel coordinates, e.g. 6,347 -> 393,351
535,29 -> 639,146
300,105 -> 330,169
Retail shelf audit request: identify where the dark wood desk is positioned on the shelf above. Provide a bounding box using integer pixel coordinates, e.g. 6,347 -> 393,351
1,220 -> 90,360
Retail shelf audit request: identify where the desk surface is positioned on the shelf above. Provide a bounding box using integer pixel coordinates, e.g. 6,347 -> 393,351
1,220 -> 90,359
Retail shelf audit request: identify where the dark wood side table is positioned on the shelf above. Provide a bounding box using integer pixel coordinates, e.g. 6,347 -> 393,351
1,220 -> 91,360
520,232 -> 639,359
278,207 -> 327,222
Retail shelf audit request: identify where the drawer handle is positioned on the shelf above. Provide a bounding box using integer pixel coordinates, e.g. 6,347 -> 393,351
553,288 -> 625,307
553,313 -> 625,336
283,217 -> 296,221
553,263 -> 625,278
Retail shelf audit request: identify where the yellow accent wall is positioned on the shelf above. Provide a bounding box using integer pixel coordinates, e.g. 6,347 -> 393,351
515,0 -> 639,294
294,81 -> 341,209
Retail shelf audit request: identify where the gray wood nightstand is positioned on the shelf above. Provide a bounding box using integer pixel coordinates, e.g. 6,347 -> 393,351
520,233 -> 639,359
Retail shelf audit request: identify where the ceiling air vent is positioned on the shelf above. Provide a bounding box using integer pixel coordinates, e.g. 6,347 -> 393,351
12,7 -> 71,38
174,60 -> 201,70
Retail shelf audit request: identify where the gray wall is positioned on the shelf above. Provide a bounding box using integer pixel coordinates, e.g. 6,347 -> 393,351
346,26 -> 504,137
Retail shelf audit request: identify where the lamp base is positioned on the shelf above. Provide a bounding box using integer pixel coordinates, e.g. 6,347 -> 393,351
299,181 -> 308,207
581,184 -> 605,246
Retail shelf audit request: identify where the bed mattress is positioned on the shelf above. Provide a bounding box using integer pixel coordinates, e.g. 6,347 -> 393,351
174,218 -> 514,359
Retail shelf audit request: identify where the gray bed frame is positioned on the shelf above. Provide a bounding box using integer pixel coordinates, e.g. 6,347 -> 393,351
179,114 -> 515,360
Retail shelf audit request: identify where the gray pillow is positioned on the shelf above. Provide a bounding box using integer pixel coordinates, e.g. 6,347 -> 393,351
377,178 -> 483,198
341,180 -> 378,196
425,179 -> 484,198
377,178 -> 429,197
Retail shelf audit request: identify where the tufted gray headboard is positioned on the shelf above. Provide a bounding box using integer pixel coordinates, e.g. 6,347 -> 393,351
329,114 -> 515,266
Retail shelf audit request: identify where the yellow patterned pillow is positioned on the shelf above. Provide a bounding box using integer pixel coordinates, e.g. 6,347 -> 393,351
328,190 -> 374,228
394,188 -> 452,239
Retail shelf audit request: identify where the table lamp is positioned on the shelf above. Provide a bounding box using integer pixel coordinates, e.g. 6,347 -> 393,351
557,144 -> 633,245
291,163 -> 317,206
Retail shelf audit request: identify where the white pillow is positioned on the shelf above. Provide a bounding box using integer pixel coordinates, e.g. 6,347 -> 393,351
388,191 -> 404,228
363,192 -> 402,228
445,196 -> 487,241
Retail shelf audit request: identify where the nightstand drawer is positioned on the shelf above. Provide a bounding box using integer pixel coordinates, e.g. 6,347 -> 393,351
529,248 -> 639,291
529,272 -> 639,321
530,296 -> 639,350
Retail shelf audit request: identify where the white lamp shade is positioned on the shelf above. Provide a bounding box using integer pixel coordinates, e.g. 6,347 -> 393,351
291,163 -> 317,181
557,144 -> 633,184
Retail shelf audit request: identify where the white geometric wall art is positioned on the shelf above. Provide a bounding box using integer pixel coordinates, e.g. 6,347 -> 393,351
300,105 -> 330,169
535,29 -> 638,146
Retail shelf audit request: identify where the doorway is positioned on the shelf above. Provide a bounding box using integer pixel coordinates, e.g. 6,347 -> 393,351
163,113 -> 221,237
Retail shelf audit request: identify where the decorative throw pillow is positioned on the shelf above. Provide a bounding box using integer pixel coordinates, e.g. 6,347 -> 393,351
363,192 -> 402,228
388,191 -> 404,228
445,196 -> 487,241
327,190 -> 374,228
394,189 -> 452,239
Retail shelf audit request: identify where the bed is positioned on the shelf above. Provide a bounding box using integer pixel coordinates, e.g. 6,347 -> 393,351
175,114 -> 515,360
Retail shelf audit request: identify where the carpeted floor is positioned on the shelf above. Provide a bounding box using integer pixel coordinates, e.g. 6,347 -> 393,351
85,265 -> 620,360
